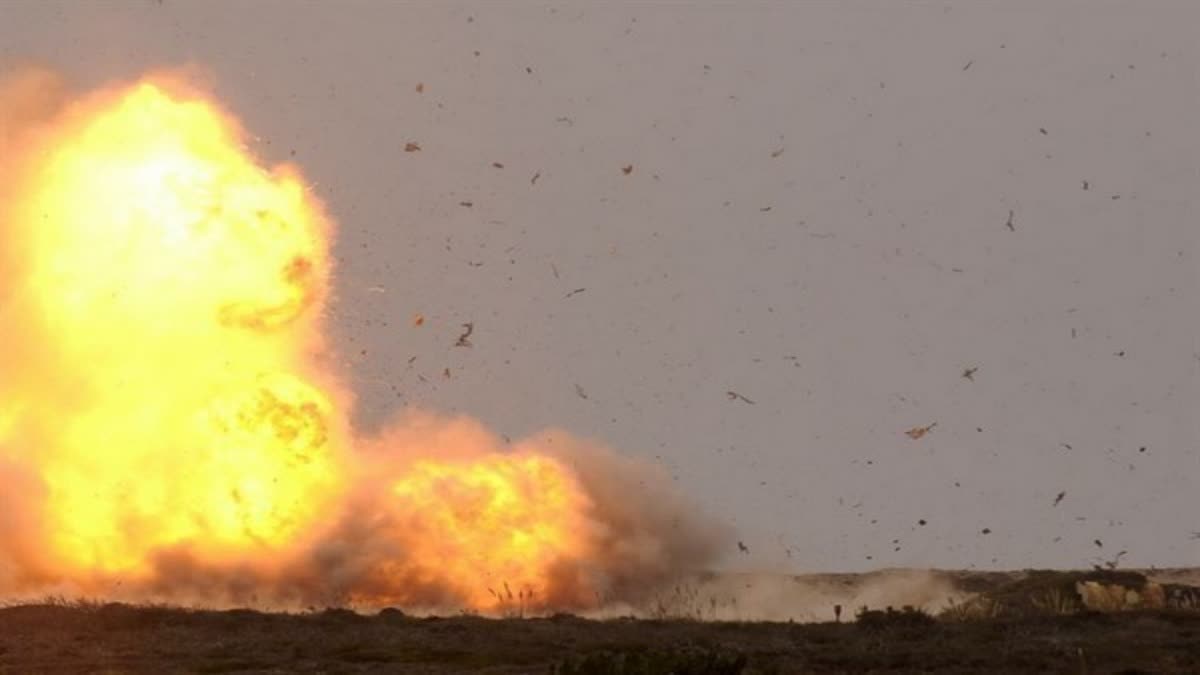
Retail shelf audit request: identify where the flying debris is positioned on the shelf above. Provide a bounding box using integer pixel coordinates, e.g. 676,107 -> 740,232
621,164 -> 633,175
564,288 -> 586,299
962,367 -> 978,381
413,313 -> 425,327
1053,491 -> 1066,507
905,422 -> 937,440
770,146 -> 785,158
962,59 -> 974,71
1094,539 -> 1104,548
531,172 -> 541,185
574,384 -> 588,400
404,141 -> 421,152
1102,550 -> 1128,570
726,390 -> 756,405
1005,209 -> 1015,231
737,541 -> 749,554
455,322 -> 475,347
415,82 -> 424,93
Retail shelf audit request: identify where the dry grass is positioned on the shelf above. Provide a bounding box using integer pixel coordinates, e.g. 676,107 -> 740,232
1,571 -> 1197,672
1030,586 -> 1084,615
940,595 -> 1003,621
646,582 -> 728,621
488,582 -> 535,619
1,600 -> 1198,673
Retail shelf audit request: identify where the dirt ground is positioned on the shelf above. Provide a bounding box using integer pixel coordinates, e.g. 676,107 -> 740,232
1,602 -> 1198,674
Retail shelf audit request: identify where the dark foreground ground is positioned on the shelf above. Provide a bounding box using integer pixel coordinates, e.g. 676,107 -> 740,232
1,602 -> 1198,674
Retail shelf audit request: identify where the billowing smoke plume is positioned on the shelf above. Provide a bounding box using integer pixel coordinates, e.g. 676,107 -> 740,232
0,68 -> 725,612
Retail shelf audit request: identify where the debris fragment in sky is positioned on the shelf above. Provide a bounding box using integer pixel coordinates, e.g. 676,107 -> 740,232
727,390 -> 756,405
905,422 -> 937,440
455,322 -> 474,347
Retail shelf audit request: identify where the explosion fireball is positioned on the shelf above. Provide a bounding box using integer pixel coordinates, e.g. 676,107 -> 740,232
0,70 -> 718,612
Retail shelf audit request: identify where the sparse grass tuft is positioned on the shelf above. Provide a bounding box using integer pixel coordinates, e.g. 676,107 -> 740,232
488,581 -> 536,618
1030,586 -> 1083,615
939,595 -> 1002,621
645,582 -> 731,621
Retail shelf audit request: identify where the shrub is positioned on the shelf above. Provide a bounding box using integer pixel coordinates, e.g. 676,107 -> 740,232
855,605 -> 936,630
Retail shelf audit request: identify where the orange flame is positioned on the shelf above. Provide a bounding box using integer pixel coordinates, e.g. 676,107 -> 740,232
0,76 -> 613,610
384,453 -> 595,609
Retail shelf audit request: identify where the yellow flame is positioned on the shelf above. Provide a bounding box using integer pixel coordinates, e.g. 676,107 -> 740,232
0,77 -> 600,609
4,81 -> 342,576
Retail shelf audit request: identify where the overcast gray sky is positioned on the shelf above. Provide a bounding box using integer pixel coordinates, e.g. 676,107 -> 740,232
2,1 -> 1196,573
